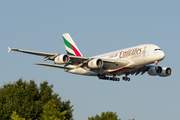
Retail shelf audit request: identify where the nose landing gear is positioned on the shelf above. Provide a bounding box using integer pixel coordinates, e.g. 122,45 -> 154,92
154,61 -> 159,70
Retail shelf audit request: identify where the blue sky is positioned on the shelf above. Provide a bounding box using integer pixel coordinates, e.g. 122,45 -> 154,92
0,1 -> 180,120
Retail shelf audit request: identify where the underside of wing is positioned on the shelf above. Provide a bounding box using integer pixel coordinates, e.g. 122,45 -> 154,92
67,57 -> 130,70
69,55 -> 89,61
34,63 -> 75,69
126,65 -> 151,76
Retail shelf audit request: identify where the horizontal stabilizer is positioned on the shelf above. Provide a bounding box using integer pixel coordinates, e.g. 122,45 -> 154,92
34,63 -> 75,69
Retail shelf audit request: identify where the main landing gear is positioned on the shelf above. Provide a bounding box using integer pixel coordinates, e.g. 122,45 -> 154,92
122,74 -> 130,81
97,74 -> 120,81
122,77 -> 130,81
97,74 -> 131,82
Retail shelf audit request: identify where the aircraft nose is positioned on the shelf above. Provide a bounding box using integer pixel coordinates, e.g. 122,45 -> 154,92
160,51 -> 165,60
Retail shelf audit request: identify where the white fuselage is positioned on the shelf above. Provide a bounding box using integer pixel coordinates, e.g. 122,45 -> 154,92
66,44 -> 165,76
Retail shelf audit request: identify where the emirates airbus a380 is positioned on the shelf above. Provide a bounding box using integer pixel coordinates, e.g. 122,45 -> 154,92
8,33 -> 172,81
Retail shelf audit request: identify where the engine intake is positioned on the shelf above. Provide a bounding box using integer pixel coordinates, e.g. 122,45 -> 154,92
88,59 -> 103,68
159,67 -> 172,77
54,54 -> 70,64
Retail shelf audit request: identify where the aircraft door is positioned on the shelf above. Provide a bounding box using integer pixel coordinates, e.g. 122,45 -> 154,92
142,46 -> 150,57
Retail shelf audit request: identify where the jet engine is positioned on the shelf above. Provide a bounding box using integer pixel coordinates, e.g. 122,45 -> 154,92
88,59 -> 103,68
148,66 -> 172,77
54,54 -> 70,64
148,66 -> 162,76
159,67 -> 172,77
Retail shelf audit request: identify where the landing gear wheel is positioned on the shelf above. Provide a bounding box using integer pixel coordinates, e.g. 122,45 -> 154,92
98,74 -> 120,82
122,76 -> 130,81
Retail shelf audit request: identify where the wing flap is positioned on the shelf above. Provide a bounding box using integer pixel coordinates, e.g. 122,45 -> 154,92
69,55 -> 89,61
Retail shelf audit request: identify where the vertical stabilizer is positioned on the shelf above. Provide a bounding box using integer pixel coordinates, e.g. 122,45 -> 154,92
62,33 -> 83,57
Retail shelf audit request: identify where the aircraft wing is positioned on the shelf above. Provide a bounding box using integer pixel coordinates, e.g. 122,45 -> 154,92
126,65 -> 151,76
8,47 -> 129,68
8,47 -> 89,61
34,63 -> 75,69
8,47 -> 57,56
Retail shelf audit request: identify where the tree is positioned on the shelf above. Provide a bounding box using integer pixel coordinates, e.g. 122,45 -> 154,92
0,78 -> 73,119
88,111 -> 121,120
41,99 -> 68,120
11,111 -> 26,120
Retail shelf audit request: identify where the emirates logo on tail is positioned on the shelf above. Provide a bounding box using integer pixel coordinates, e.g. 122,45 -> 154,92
62,33 -> 83,57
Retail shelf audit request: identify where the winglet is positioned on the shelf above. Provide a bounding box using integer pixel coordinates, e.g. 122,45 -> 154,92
8,47 -> 11,53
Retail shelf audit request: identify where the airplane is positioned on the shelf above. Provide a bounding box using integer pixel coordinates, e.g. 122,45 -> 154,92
8,33 -> 172,81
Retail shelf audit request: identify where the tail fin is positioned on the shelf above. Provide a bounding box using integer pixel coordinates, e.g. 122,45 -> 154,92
62,33 -> 83,57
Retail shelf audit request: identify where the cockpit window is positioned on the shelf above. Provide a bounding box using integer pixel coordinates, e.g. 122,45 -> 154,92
154,49 -> 161,51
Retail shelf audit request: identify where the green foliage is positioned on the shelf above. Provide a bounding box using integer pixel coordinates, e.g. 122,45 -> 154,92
88,111 -> 121,120
41,99 -> 68,120
11,111 -> 25,120
0,78 -> 73,119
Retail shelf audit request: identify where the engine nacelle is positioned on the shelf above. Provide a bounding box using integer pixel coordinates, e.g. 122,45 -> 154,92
148,66 -> 162,76
159,67 -> 172,77
54,54 -> 70,64
88,59 -> 103,68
